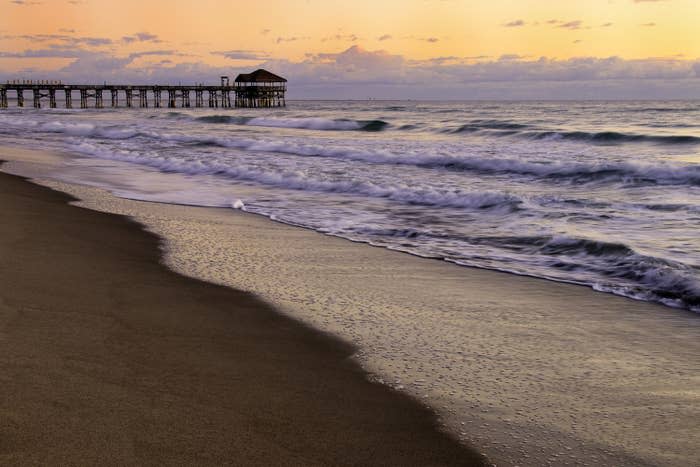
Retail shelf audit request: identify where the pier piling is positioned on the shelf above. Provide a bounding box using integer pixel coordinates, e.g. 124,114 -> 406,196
111,89 -> 118,108
139,89 -> 148,108
49,89 -> 56,108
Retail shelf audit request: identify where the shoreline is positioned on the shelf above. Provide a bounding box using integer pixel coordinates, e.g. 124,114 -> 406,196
0,168 -> 486,465
3,145 -> 699,466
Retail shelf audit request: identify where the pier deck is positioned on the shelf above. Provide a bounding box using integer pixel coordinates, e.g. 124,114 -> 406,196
0,80 -> 286,109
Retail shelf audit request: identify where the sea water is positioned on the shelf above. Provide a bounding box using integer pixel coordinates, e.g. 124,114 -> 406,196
1,100 -> 698,312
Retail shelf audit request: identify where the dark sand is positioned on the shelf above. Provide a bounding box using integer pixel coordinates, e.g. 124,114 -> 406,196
0,171 -> 486,466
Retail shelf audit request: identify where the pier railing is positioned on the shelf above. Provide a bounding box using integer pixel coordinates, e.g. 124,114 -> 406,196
0,82 -> 287,109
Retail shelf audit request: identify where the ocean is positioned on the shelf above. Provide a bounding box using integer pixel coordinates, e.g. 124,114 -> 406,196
1,100 -> 698,312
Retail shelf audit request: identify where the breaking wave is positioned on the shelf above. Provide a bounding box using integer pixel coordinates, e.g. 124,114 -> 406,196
69,142 -> 522,211
448,120 -> 700,145
196,115 -> 389,131
8,118 -> 699,187
452,235 -> 700,312
527,130 -> 700,145
158,134 -> 700,186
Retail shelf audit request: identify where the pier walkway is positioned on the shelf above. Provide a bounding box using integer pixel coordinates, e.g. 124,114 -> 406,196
0,71 -> 287,109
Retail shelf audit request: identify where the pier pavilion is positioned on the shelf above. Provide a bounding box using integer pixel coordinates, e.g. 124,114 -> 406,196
234,69 -> 287,108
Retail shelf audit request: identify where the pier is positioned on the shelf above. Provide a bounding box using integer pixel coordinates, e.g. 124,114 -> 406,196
0,69 -> 286,110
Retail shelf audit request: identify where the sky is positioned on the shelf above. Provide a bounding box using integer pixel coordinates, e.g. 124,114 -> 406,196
1,0 -> 699,99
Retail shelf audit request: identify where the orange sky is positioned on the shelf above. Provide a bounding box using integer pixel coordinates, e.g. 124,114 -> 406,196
1,0 -> 698,98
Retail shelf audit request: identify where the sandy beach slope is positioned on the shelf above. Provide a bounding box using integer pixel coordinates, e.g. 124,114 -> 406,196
0,170 -> 486,466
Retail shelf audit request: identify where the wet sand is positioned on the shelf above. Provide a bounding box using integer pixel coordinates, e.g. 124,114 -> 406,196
3,146 -> 699,466
0,169 -> 486,465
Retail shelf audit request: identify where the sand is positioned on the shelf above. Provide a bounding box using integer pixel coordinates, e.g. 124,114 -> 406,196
0,169 -> 485,466
3,146 -> 699,466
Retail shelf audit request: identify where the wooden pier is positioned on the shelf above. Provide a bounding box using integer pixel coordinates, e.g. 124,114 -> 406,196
0,69 -> 286,110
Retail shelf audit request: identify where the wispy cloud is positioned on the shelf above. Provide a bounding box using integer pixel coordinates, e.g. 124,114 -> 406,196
377,34 -> 392,41
121,32 -> 161,44
275,36 -> 310,44
212,49 -> 269,61
601,22 -> 613,27
322,34 -> 360,42
503,19 -> 526,27
2,33 -> 113,47
557,20 -> 583,30
10,0 -> 42,5
641,22 -> 657,26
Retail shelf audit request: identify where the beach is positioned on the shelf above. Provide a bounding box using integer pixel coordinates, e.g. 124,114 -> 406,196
0,166 -> 486,465
2,1 -> 699,464
2,144 -> 699,466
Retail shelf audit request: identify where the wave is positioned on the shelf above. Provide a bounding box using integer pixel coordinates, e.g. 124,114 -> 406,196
177,134 -> 700,186
444,118 -> 700,145
629,107 -> 699,113
41,121 -> 140,139
527,130 -> 700,145
195,115 -> 253,125
195,115 -> 389,131
451,119 -> 532,133
328,226 -> 700,312
7,118 -> 699,187
458,234 -> 700,312
69,141 -> 522,211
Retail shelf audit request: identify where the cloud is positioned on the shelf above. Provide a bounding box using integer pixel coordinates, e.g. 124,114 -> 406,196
0,48 -> 78,58
275,36 -> 309,44
261,29 -> 271,35
121,32 -> 162,44
58,28 -> 76,33
10,0 -> 42,5
212,49 -> 269,61
498,54 -> 523,61
558,20 -> 583,30
3,33 -> 112,47
322,34 -> 359,42
259,48 -> 700,97
401,35 -> 441,43
377,34 -> 392,41
2,43 -> 698,99
633,0 -> 668,2
641,22 -> 657,26
0,47 -> 178,63
573,39 -> 583,43
601,22 -> 613,27
503,20 -> 526,27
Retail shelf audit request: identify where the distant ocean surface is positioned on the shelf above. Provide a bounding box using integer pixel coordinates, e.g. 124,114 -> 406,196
1,100 -> 699,312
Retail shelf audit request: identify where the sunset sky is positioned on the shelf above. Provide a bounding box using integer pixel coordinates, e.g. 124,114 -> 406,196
1,0 -> 699,98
